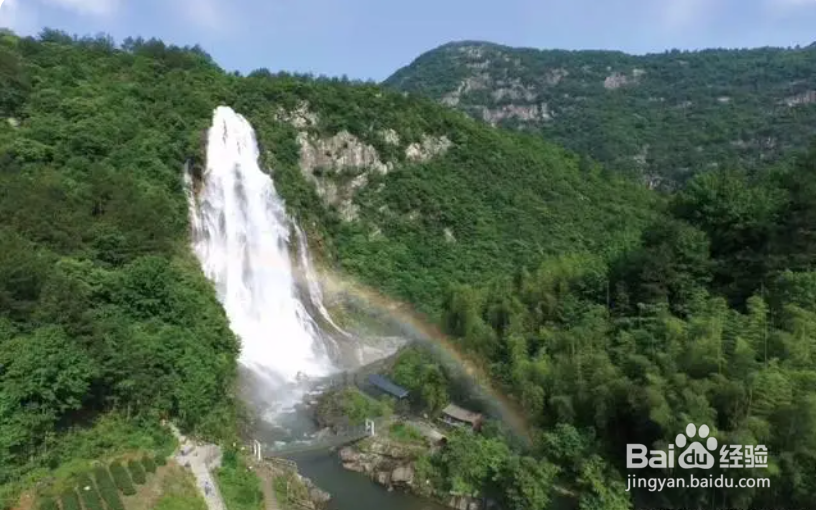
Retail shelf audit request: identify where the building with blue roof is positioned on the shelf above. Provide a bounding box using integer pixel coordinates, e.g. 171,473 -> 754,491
366,374 -> 409,400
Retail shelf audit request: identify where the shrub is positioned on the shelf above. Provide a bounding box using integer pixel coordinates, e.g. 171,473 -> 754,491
109,461 -> 136,496
128,459 -> 147,484
142,456 -> 157,473
94,465 -> 126,510
216,455 -> 264,510
59,490 -> 82,510
36,497 -> 58,510
76,476 -> 104,510
388,422 -> 424,443
155,453 -> 167,466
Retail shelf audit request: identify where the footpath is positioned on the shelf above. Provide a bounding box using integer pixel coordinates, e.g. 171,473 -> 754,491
168,424 -> 227,510
248,460 -> 282,510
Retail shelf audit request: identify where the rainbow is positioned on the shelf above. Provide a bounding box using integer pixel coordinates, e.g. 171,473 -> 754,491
308,265 -> 534,446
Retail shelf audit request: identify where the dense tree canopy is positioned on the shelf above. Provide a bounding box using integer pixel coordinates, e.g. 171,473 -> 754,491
0,29 -> 238,501
3,26 -> 816,510
432,145 -> 816,508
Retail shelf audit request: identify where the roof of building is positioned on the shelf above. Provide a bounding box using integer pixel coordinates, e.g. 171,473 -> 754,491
367,374 -> 409,399
441,404 -> 483,425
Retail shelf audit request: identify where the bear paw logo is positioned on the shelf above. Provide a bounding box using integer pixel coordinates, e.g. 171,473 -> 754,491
676,423 -> 718,469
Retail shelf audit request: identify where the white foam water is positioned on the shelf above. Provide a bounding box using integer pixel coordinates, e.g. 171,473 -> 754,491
187,106 -> 334,410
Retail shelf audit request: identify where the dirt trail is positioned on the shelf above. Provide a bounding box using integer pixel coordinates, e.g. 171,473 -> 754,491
168,424 -> 227,510
249,460 -> 282,510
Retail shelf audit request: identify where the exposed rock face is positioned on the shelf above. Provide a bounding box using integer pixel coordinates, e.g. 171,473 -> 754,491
338,439 -> 423,490
273,103 -> 452,222
382,128 -> 401,145
442,74 -> 491,106
306,481 -> 332,508
604,68 -> 645,90
298,131 -> 389,176
447,495 -> 482,510
545,68 -> 568,85
338,437 -> 482,510
296,131 -> 387,221
481,103 -> 550,125
405,134 -> 453,162
275,101 -> 319,129
604,72 -> 631,90
785,90 -> 816,107
490,81 -> 537,102
391,465 -> 414,484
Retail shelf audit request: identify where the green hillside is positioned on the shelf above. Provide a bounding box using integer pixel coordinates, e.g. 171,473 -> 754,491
0,29 -> 239,507
0,29 -> 655,507
4,28 -> 816,510
235,72 -> 658,313
385,41 -> 816,188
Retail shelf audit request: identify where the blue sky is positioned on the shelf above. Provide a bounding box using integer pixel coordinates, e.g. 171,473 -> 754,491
1,0 -> 816,81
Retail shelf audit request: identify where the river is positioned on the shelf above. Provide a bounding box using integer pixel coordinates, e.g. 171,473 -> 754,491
288,450 -> 449,510
252,407 -> 449,510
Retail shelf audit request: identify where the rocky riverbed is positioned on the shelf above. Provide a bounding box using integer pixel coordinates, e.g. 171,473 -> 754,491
338,437 -> 485,510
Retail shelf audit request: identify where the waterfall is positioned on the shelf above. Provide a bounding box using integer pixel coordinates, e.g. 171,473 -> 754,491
294,225 -> 351,339
187,106 -> 335,398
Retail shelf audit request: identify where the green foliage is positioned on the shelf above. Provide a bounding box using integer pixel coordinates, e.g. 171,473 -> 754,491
390,347 -> 450,413
108,461 -> 135,497
36,497 -> 58,510
93,465 -> 126,510
152,466 -> 208,510
429,148 -> 816,508
142,456 -> 157,474
215,454 -> 263,510
0,416 -> 171,509
0,29 -> 237,494
59,490 -> 81,510
239,71 -> 655,315
315,388 -> 392,428
273,472 -> 311,510
386,41 -> 816,188
127,459 -> 147,485
388,422 -> 425,444
442,430 -> 511,497
76,475 -> 104,510
4,26 -> 816,510
416,427 -> 566,507
499,456 -> 560,510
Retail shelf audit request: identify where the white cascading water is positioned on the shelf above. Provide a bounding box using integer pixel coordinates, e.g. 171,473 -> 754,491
294,225 -> 351,339
187,106 -> 334,401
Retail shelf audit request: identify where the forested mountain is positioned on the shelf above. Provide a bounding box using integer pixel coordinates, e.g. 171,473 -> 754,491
385,41 -> 816,188
3,28 -> 816,510
0,28 -> 654,507
0,29 -> 240,506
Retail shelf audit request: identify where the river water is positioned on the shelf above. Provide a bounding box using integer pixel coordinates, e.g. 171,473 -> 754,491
252,408 -> 448,510
289,451 -> 449,510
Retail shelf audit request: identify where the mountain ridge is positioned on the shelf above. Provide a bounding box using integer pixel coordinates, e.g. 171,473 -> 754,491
385,40 -> 816,188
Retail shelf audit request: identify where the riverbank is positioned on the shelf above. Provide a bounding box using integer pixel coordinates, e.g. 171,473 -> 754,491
337,434 -> 485,510
289,451 -> 449,510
